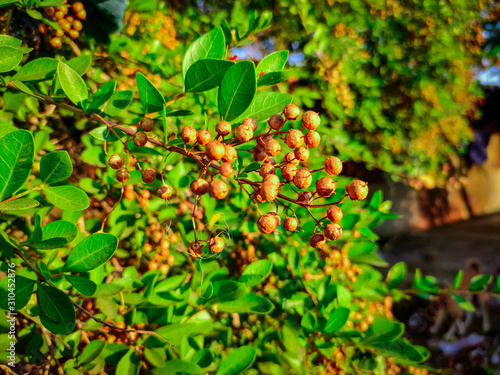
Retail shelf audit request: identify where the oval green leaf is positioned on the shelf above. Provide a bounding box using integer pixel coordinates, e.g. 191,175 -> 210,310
116,348 -> 140,375
12,57 -> 59,82
63,233 -> 119,272
76,339 -> 106,365
182,27 -> 226,79
0,198 -> 39,211
136,73 -> 165,114
324,306 -> 350,333
386,262 -> 406,289
468,274 -> 492,292
104,90 -> 133,117
40,151 -> 73,185
231,92 -> 293,124
57,61 -> 88,107
216,346 -> 257,375
185,59 -> 234,93
238,259 -> 272,287
43,185 -> 90,211
67,55 -> 92,76
0,275 -> 36,310
255,50 -> 289,76
0,46 -> 23,73
32,220 -> 78,250
65,275 -> 97,297
257,70 -> 292,87
37,284 -> 76,335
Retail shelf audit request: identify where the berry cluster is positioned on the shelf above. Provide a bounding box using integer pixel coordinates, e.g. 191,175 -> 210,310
38,2 -> 86,48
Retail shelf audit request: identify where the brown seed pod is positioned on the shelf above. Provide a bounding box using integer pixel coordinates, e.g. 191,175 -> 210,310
197,129 -> 212,145
261,175 -> 280,201
209,180 -> 228,199
242,117 -> 258,131
284,152 -> 300,166
283,104 -> 301,120
309,233 -> 326,249
316,177 -> 336,197
260,160 -> 276,178
325,223 -> 343,240
294,146 -> 310,162
140,117 -> 155,132
269,212 -> 282,226
297,191 -> 313,204
181,126 -> 197,143
285,129 -> 304,149
284,217 -> 298,231
263,174 -> 280,187
142,168 -> 157,183
116,168 -> 130,183
190,178 -> 209,196
157,184 -> 173,199
235,124 -> 254,142
133,131 -> 148,147
302,111 -> 321,130
209,236 -> 225,253
346,180 -> 369,200
206,141 -> 225,160
281,164 -> 297,181
220,162 -> 234,177
253,190 -> 266,203
264,138 -> 281,157
293,168 -> 312,189
222,145 -> 237,163
257,135 -> 271,147
76,10 -> 87,20
327,205 -> 343,222
257,213 -> 278,234
73,19 -> 83,31
253,148 -> 268,161
108,154 -> 124,170
304,130 -> 321,148
68,29 -> 79,39
268,114 -> 285,130
324,156 -> 343,175
188,241 -> 203,258
216,120 -> 231,136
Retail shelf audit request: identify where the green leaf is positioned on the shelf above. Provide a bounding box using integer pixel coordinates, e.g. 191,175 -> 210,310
76,339 -> 106,365
324,306 -> 350,333
370,339 -> 428,363
12,58 -> 59,82
185,59 -> 235,93
0,46 -> 23,73
63,233 -> 119,272
32,220 -> 78,249
451,295 -> 475,312
0,275 -> 36,310
89,125 -> 125,142
116,349 -> 140,375
255,50 -> 288,76
26,8 -> 43,19
30,213 -> 43,243
453,270 -> 464,289
218,61 -> 256,122
468,274 -> 492,292
136,73 -> 165,114
40,151 -> 73,184
238,259 -> 273,287
182,27 -> 226,80
0,35 -> 21,47
65,275 -> 97,296
231,92 -> 293,124
67,55 -> 92,76
216,346 -> 257,375
57,61 -> 88,107
361,319 -> 404,345
213,293 -> 274,314
386,262 -> 406,289
301,313 -> 316,333
37,284 -> 76,335
494,276 -> 500,294
89,80 -> 117,110
155,310 -> 213,347
43,185 -> 90,211
0,130 -> 34,201
0,198 -> 39,211
257,70 -> 292,87
104,90 -> 133,116
152,360 -> 204,375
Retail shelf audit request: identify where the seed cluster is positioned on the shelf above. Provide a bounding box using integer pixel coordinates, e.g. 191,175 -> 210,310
39,2 -> 86,48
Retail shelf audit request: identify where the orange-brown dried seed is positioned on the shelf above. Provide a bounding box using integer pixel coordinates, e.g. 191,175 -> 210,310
133,131 -> 148,147
302,111 -> 321,130
190,178 -> 209,196
140,117 -> 155,132
304,130 -> 321,148
197,129 -> 211,145
309,234 -> 326,248
283,104 -> 301,120
235,124 -> 253,142
108,154 -> 124,170
316,177 -> 336,197
142,168 -> 157,183
285,129 -> 304,149
116,168 -> 130,183
327,205 -> 343,222
294,146 -> 309,162
346,180 -> 369,200
242,117 -> 258,131
264,138 -> 281,157
181,126 -> 197,143
260,160 -> 275,178
209,237 -> 225,253
206,141 -> 225,160
325,223 -> 342,240
268,114 -> 285,130
293,168 -> 312,189
209,180 -> 228,199
222,144 -> 237,163
281,164 -> 297,181
284,217 -> 298,231
216,120 -> 231,136
157,185 -> 173,199
220,162 -> 233,177
257,214 -> 278,234
324,156 -> 343,175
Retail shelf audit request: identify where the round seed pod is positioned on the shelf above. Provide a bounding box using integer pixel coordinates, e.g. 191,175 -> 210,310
325,223 -> 342,240
116,168 -> 130,183
263,174 -> 280,187
209,236 -> 225,253
285,129 -> 304,149
346,180 -> 369,200
197,129 -> 212,145
257,135 -> 271,147
302,111 -> 321,130
68,30 -> 79,39
209,180 -> 228,199
294,146 -> 310,162
253,147 -> 268,161
253,190 -> 266,203
206,141 -> 225,160
297,191 -> 313,204
327,205 -> 343,222
142,168 -> 157,183
257,214 -> 278,234
316,177 -> 336,197
188,241 -> 203,258
157,184 -> 173,199
72,19 -> 82,31
140,117 -> 155,132
264,138 -> 281,157
190,178 -> 209,196
216,120 -> 231,136
222,145 -> 237,163
284,152 -> 300,165
220,162 -> 233,177
284,217 -> 298,231
133,131 -> 148,147
309,233 -> 326,249
293,168 -> 312,189
268,114 -> 285,130
181,126 -> 197,143
260,160 -> 276,178
283,104 -> 301,120
281,164 -> 297,181
243,117 -> 258,131
269,212 -> 282,226
261,175 -> 280,202
324,156 -> 343,175
108,154 -> 124,170
304,130 -> 321,148
235,124 -> 253,142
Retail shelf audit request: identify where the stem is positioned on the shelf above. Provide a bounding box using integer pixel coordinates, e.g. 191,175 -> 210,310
1,186 -> 43,204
